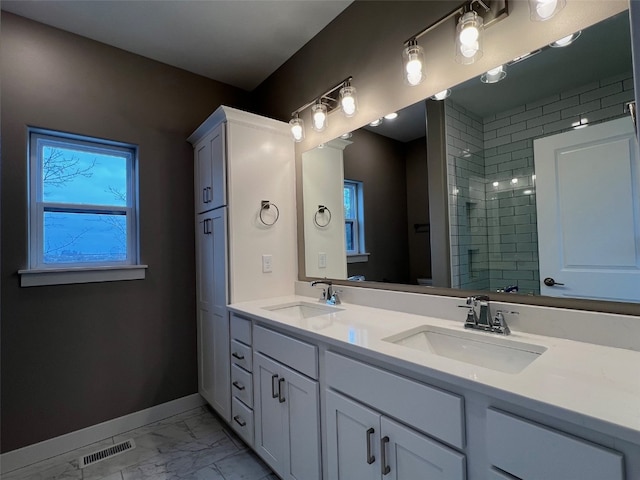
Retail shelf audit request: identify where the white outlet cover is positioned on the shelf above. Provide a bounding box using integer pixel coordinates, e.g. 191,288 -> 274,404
262,254 -> 273,273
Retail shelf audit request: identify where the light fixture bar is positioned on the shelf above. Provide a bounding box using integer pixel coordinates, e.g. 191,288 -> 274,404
403,0 -> 506,46
291,76 -> 353,117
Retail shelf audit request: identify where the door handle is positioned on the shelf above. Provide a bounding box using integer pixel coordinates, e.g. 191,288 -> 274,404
543,277 -> 565,287
271,374 -> 279,399
380,436 -> 390,475
232,381 -> 245,391
278,377 -> 286,403
366,427 -> 375,464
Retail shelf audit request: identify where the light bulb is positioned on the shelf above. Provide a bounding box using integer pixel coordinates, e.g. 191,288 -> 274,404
455,12 -> 483,65
481,65 -> 507,84
340,84 -> 357,117
311,103 -> 327,132
403,41 -> 425,86
529,0 -> 566,21
384,113 -> 398,120
369,118 -> 383,127
431,89 -> 451,101
289,116 -> 304,142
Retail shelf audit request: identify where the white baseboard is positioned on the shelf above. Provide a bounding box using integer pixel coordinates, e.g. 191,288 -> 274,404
1,393 -> 206,474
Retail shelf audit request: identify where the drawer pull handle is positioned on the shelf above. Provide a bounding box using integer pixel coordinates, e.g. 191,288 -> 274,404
380,436 -> 390,475
232,352 -> 245,360
366,427 -> 375,464
233,415 -> 246,427
271,374 -> 279,398
232,381 -> 245,391
278,377 -> 286,403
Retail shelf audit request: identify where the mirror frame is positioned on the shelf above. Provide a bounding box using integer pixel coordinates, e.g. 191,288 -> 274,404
296,1 -> 640,317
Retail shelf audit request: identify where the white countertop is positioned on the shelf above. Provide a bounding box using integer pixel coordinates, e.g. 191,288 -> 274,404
229,295 -> 640,446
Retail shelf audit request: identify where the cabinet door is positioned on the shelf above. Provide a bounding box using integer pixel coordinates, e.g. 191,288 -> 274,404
281,363 -> 321,480
195,124 -> 226,213
325,390 -> 380,480
195,210 -> 230,421
381,416 -> 466,480
254,352 -> 285,475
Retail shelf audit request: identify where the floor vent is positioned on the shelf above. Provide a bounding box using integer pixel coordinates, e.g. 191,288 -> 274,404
79,439 -> 136,468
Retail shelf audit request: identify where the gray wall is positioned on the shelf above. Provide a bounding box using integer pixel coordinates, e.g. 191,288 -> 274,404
1,12 -> 248,452
344,129 -> 409,283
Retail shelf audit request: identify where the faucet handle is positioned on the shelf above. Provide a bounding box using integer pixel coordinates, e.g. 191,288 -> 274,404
493,310 -> 518,335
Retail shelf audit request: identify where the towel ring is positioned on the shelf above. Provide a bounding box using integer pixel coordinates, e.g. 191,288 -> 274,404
314,205 -> 332,227
259,200 -> 279,226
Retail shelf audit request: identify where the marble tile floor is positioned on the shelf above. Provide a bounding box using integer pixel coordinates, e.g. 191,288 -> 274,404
3,406 -> 278,480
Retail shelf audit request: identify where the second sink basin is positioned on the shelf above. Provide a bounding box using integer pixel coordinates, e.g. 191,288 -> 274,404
263,301 -> 343,319
383,325 -> 547,374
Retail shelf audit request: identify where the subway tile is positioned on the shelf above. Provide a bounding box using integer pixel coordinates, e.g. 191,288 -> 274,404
500,214 -> 531,226
511,126 -> 544,142
517,261 -> 540,270
542,95 -> 580,114
502,270 -> 534,280
580,82 -> 622,103
485,135 -> 512,149
600,72 -> 633,87
623,78 -> 634,91
526,93 -> 561,110
497,139 -> 531,154
527,111 -> 561,129
497,121 -> 527,137
601,90 -> 636,108
495,104 -> 526,120
516,225 -> 537,236
560,81 -> 599,100
485,152 -> 512,166
498,158 -> 529,172
484,129 -> 497,141
587,105 -> 626,123
515,204 -> 536,216
510,147 -> 533,161
542,117 -> 575,135
561,99 -> 602,119
484,116 -> 511,132
502,252 -> 533,262
511,107 -> 543,124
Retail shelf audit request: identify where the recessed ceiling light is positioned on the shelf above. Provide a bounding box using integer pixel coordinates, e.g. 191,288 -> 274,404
340,132 -> 353,139
550,31 -> 581,48
431,89 -> 451,101
384,113 -> 398,120
369,118 -> 383,127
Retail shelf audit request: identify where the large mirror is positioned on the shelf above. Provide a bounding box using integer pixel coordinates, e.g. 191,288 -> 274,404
302,10 -> 639,305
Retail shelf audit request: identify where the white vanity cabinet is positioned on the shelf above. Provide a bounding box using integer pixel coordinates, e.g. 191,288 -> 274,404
486,409 -> 624,480
229,313 -> 254,446
326,390 -> 466,480
253,325 -> 322,480
325,351 -> 466,480
194,123 -> 225,214
195,208 -> 230,420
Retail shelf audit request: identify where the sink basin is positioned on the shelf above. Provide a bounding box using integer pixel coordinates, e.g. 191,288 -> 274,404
263,301 -> 343,319
383,326 -> 546,374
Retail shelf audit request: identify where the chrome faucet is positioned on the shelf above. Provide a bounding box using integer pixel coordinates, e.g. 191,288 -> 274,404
311,280 -> 341,305
460,295 -> 517,335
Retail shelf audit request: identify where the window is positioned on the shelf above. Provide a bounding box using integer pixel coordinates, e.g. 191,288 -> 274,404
20,129 -> 145,286
344,180 -> 366,261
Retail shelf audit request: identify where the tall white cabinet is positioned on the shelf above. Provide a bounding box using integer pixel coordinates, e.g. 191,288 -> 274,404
188,106 -> 296,423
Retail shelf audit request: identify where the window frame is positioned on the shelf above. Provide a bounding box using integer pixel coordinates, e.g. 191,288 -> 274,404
20,128 -> 146,286
344,179 -> 367,262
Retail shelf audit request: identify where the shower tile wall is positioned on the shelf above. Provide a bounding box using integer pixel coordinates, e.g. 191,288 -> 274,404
446,72 -> 635,294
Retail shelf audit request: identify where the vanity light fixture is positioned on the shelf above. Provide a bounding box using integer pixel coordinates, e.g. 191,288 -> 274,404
550,31 -> 581,48
528,0 -> 566,21
384,112 -> 399,120
289,76 -> 358,141
402,0 -> 508,85
431,89 -> 451,100
481,65 -> 507,83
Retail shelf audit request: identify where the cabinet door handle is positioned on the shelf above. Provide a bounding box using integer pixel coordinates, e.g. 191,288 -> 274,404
207,186 -> 212,202
203,187 -> 207,204
366,427 -> 375,464
271,374 -> 279,399
232,352 -> 244,360
233,415 -> 246,427
232,381 -> 245,391
380,436 -> 390,475
278,377 -> 286,403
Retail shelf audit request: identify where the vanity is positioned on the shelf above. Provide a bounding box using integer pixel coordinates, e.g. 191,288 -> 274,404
227,291 -> 640,479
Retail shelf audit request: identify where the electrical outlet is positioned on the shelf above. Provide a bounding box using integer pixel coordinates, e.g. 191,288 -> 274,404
262,254 -> 273,273
318,252 -> 327,269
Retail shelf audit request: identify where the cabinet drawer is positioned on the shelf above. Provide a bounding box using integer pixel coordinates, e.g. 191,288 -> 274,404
231,340 -> 252,372
487,408 -> 624,480
325,351 -> 465,449
254,325 -> 318,379
230,313 -> 252,345
231,364 -> 253,408
231,397 -> 254,447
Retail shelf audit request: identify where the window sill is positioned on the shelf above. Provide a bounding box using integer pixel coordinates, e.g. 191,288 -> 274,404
347,253 -> 370,264
18,265 -> 148,287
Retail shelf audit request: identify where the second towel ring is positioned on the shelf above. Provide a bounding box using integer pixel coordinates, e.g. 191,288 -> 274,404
314,205 -> 332,227
259,200 -> 279,226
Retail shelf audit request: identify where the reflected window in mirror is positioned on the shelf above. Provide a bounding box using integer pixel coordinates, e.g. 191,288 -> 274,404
344,180 -> 365,256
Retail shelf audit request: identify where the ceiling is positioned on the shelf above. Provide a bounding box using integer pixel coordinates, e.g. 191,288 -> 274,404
1,0 -> 353,91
